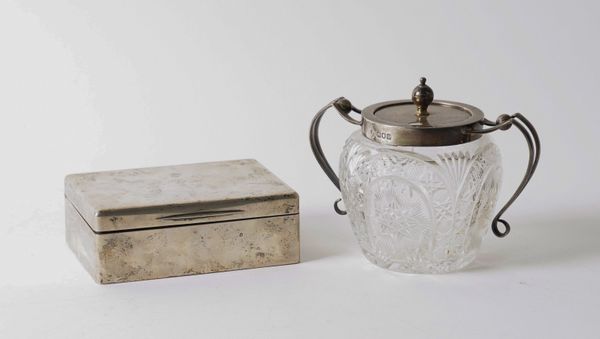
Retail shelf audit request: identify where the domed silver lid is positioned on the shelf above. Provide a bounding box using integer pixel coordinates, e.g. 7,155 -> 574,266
360,77 -> 485,146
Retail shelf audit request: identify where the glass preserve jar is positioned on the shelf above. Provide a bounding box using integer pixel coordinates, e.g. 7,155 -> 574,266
310,78 -> 540,273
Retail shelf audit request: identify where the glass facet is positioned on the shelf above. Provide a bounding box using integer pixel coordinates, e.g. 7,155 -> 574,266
339,131 -> 502,273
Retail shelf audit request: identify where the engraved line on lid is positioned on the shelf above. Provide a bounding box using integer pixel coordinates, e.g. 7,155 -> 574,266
157,209 -> 245,221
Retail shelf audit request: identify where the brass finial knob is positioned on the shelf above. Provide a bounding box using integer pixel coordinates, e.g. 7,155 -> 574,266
412,77 -> 434,116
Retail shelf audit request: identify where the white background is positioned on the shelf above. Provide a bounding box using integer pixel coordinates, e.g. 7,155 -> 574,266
1,1 -> 599,338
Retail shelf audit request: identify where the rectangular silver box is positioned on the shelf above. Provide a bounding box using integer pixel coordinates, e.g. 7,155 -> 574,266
65,159 -> 299,284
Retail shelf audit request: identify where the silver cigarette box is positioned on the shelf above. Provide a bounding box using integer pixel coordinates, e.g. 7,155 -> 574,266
65,159 -> 299,284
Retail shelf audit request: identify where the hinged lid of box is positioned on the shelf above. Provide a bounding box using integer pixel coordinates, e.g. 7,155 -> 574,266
65,159 -> 298,233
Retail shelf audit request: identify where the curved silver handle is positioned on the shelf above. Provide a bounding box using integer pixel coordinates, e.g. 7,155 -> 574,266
309,97 -> 362,215
470,113 -> 541,237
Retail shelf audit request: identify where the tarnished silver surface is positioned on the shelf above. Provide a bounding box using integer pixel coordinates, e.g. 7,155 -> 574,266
359,78 -> 486,146
66,200 -> 299,284
65,159 -> 300,283
360,99 -> 484,146
65,159 -> 298,232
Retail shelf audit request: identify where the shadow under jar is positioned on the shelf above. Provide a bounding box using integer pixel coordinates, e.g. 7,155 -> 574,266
310,78 -> 540,273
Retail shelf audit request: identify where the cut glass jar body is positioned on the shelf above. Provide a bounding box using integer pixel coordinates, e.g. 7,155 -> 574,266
339,131 -> 502,273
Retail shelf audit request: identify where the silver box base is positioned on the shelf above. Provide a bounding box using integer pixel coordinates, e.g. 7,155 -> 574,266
66,200 -> 300,284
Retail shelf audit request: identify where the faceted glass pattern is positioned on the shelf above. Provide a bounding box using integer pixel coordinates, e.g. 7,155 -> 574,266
339,131 -> 502,273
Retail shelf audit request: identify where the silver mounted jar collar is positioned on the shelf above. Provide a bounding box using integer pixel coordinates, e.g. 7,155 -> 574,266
335,77 -> 487,147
